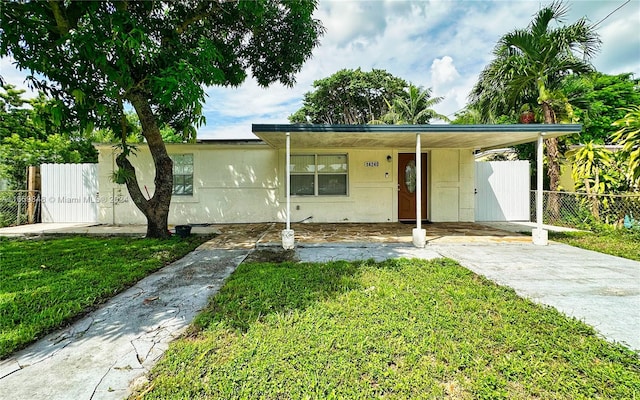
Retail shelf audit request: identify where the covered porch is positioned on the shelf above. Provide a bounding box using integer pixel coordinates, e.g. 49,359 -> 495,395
252,124 -> 582,248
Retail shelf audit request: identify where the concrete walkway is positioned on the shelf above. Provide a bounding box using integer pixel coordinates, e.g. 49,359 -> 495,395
0,229 -> 638,399
0,243 -> 250,400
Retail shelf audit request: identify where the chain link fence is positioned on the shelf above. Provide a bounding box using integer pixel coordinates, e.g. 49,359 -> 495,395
530,191 -> 640,230
0,190 -> 41,228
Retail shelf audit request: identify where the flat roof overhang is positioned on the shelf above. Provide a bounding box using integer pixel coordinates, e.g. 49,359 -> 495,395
252,124 -> 582,150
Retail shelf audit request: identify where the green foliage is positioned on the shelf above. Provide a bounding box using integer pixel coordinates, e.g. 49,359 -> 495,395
89,111 -> 143,144
0,235 -> 211,358
0,133 -> 96,189
377,84 -> 448,125
565,73 -> 640,145
550,229 -> 640,261
612,105 -> 640,184
140,258 -> 640,399
88,111 -> 184,144
0,84 -> 40,140
1,0 -> 324,136
568,142 -> 613,194
584,148 -> 632,194
289,68 -> 409,124
451,108 -> 483,124
469,1 -> 600,192
1,0 -> 323,236
111,167 -> 135,185
0,85 -> 97,189
161,124 -> 187,144
469,0 -> 600,122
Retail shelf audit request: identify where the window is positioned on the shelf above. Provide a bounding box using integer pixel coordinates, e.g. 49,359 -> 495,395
171,154 -> 193,196
290,154 -> 347,196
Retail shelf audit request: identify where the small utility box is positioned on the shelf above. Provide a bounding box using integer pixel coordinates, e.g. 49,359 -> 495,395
175,225 -> 192,238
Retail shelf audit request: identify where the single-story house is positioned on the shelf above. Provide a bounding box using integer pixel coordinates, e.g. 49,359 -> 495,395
95,124 -> 581,247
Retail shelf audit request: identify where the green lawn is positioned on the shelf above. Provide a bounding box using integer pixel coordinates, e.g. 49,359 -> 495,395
138,258 -> 640,399
0,235 -> 211,358
550,228 -> 640,261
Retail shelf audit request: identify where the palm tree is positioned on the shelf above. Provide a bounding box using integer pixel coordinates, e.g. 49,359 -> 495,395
469,0 -> 600,192
378,84 -> 449,125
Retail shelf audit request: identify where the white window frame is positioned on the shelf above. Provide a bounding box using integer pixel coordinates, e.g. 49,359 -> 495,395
290,154 -> 348,197
170,153 -> 193,196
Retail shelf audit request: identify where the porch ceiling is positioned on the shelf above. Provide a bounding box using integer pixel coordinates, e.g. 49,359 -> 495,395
252,124 -> 582,150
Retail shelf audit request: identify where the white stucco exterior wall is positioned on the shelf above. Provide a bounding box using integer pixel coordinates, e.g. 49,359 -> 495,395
96,144 -> 475,224
96,143 -> 281,225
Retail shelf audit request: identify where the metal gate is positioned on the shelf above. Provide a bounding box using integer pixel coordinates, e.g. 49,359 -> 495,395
475,161 -> 530,221
40,163 -> 98,223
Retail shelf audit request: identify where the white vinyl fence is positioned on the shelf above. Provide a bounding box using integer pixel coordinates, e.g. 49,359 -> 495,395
40,163 -> 99,223
475,160 -> 530,221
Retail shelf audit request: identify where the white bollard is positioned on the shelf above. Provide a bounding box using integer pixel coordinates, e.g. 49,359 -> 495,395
412,228 -> 426,248
281,229 -> 295,250
532,228 -> 548,246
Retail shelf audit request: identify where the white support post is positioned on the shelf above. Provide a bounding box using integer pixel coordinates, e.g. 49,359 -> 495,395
282,132 -> 295,249
413,133 -> 426,247
286,132 -> 291,232
533,133 -> 548,245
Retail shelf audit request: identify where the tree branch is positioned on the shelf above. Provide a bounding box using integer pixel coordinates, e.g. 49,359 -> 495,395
48,0 -> 70,35
116,152 -> 149,213
175,0 -> 233,35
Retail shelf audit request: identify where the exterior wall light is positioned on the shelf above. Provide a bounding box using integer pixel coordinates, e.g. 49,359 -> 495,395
386,155 -> 392,162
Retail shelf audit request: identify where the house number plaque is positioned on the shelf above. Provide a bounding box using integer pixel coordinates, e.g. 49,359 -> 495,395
364,161 -> 379,167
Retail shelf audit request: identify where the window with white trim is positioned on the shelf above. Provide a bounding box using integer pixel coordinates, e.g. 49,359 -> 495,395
290,154 -> 348,196
171,154 -> 193,196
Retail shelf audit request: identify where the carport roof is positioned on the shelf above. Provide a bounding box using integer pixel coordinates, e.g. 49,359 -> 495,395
252,123 -> 582,150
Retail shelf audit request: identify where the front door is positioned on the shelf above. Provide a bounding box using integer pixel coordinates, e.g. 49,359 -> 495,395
398,153 -> 427,221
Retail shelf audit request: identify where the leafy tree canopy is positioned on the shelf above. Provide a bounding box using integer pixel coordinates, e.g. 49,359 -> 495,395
90,111 -> 184,144
289,68 -> 409,124
1,1 -> 323,136
564,73 -> 640,145
0,84 -> 41,140
1,0 -> 324,237
0,84 -> 96,189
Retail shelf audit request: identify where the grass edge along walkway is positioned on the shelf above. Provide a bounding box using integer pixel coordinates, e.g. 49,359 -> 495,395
137,258 -> 640,399
0,235 -> 211,358
549,229 -> 640,262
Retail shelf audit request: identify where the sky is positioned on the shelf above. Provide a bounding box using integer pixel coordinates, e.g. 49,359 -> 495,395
1,0 -> 639,140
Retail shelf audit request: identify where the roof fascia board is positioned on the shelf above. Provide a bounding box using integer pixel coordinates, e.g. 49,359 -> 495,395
252,123 -> 582,134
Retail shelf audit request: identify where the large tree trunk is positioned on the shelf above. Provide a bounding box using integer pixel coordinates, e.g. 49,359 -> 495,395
545,137 -> 561,190
118,91 -> 173,239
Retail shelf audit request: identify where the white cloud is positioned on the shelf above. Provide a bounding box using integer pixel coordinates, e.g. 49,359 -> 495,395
0,56 -> 38,98
431,56 -> 460,88
318,1 -> 388,47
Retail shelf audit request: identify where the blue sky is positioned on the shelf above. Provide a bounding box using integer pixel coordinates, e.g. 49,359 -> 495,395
1,0 -> 639,140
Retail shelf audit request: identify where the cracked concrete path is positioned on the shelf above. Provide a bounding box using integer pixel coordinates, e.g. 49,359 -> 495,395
0,245 -> 249,400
